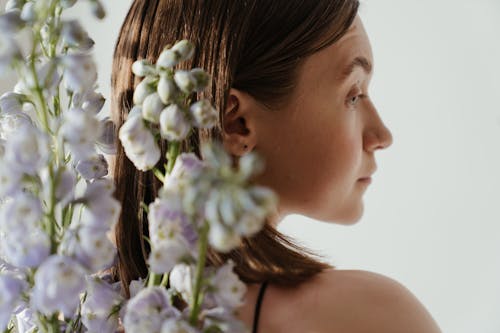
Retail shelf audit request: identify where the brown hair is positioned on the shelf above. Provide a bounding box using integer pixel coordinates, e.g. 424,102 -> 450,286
111,0 -> 360,295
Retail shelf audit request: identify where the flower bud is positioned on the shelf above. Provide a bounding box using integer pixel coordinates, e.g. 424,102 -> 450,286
81,91 -> 105,114
173,70 -> 196,94
90,0 -> 106,19
75,154 -> 108,180
189,99 -> 217,129
132,59 -> 156,77
96,117 -> 116,155
190,68 -> 210,92
133,77 -> 156,105
156,48 -> 180,69
142,92 -> 165,124
5,0 -> 23,11
171,39 -> 195,61
0,9 -> 24,33
61,20 -> 90,49
157,74 -> 177,104
159,104 -> 191,141
60,0 -> 78,8
20,2 -> 36,22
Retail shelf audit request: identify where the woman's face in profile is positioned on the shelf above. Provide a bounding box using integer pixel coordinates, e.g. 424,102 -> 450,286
246,15 -> 393,225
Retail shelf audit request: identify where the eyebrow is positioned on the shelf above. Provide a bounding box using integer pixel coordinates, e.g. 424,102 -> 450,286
338,56 -> 373,82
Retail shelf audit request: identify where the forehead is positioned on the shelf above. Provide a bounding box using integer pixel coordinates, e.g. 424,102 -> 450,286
302,15 -> 374,83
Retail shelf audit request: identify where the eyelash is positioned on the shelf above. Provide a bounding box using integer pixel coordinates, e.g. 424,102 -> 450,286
347,93 -> 366,107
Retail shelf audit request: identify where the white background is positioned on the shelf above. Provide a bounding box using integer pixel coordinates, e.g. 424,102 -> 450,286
1,1 -> 499,332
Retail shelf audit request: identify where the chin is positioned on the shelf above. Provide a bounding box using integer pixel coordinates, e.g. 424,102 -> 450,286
321,203 -> 365,225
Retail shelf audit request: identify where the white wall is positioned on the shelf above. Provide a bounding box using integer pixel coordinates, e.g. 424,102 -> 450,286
1,1 -> 499,332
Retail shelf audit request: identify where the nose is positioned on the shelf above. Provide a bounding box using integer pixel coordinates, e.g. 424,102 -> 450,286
363,103 -> 393,152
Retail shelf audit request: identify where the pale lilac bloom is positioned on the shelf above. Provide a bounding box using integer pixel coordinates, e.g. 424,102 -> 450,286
0,191 -> 43,230
0,92 -> 24,114
161,318 -> 200,333
90,0 -> 106,19
189,99 -> 217,129
96,117 -> 116,155
0,9 -> 24,33
39,165 -> 77,207
0,228 -> 50,268
128,279 -> 146,298
123,286 -> 181,333
157,75 -> 177,104
119,112 -> 161,171
31,255 -> 86,317
13,305 -> 36,333
0,109 -> 33,141
159,104 -> 191,141
77,90 -> 105,114
60,53 -> 98,93
0,272 -> 25,331
60,107 -> 103,161
5,0 -> 23,11
207,260 -> 246,310
20,2 -> 36,22
148,238 -> 191,274
75,154 -> 108,180
83,193 -> 121,229
202,307 -> 249,333
61,20 -> 93,50
81,277 -> 123,333
142,92 -> 165,124
78,226 -> 116,271
206,211 -> 241,253
0,163 -> 21,198
0,34 -> 21,72
27,60 -> 61,97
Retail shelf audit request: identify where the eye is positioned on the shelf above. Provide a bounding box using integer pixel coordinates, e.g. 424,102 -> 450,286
347,93 -> 365,107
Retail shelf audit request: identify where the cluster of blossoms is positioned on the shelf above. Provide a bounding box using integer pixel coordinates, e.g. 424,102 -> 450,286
0,1 -> 278,332
118,40 -> 278,331
0,0 -> 122,332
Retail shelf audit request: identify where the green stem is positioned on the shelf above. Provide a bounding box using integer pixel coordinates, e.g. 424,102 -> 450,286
166,141 -> 180,174
189,221 -> 210,326
47,165 -> 58,253
147,273 -> 162,287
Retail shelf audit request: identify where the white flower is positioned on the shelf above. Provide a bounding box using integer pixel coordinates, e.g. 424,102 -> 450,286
0,35 -> 21,71
61,20 -> 94,50
129,279 -> 145,298
0,162 -> 21,198
90,0 -> 106,19
0,109 -> 33,141
61,53 -> 98,93
159,104 -> 191,141
3,123 -> 48,175
5,0 -> 23,11
96,117 -> 116,155
75,154 -> 108,180
148,238 -> 191,274
80,90 -> 106,114
0,191 -> 43,231
0,92 -> 24,114
0,9 -> 24,33
118,113 -> 161,171
31,255 -> 86,317
208,260 -> 246,309
161,318 -> 200,333
14,305 -> 36,333
78,226 -> 116,271
133,77 -> 156,105
207,216 -> 241,253
0,228 -> 50,268
0,272 -> 25,332
189,99 -> 217,129
83,189 -> 121,229
142,92 -> 165,123
60,107 -> 103,161
157,75 -> 177,104
20,2 -> 36,22
123,286 -> 180,333
169,263 -> 194,303
171,40 -> 195,62
173,70 -> 196,93
132,59 -> 156,77
81,277 -> 123,333
157,49 -> 181,69
202,307 -> 249,333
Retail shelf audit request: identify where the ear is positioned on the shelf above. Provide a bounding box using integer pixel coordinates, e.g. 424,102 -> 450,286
222,88 -> 258,157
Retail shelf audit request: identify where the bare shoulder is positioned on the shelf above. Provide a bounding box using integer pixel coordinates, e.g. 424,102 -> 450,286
292,268 -> 442,333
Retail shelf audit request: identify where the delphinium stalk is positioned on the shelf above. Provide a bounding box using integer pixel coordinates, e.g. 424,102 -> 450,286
0,1 -> 122,332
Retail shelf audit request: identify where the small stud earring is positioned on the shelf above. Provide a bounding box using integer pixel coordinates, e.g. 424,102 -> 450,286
243,145 -> 248,150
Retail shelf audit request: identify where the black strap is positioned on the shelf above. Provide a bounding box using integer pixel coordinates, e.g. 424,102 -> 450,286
252,281 -> 269,333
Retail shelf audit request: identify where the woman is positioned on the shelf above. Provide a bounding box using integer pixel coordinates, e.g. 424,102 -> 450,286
111,0 -> 442,332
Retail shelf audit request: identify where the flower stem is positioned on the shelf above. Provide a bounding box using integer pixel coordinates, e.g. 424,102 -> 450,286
189,220 -> 209,326
166,141 -> 180,174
